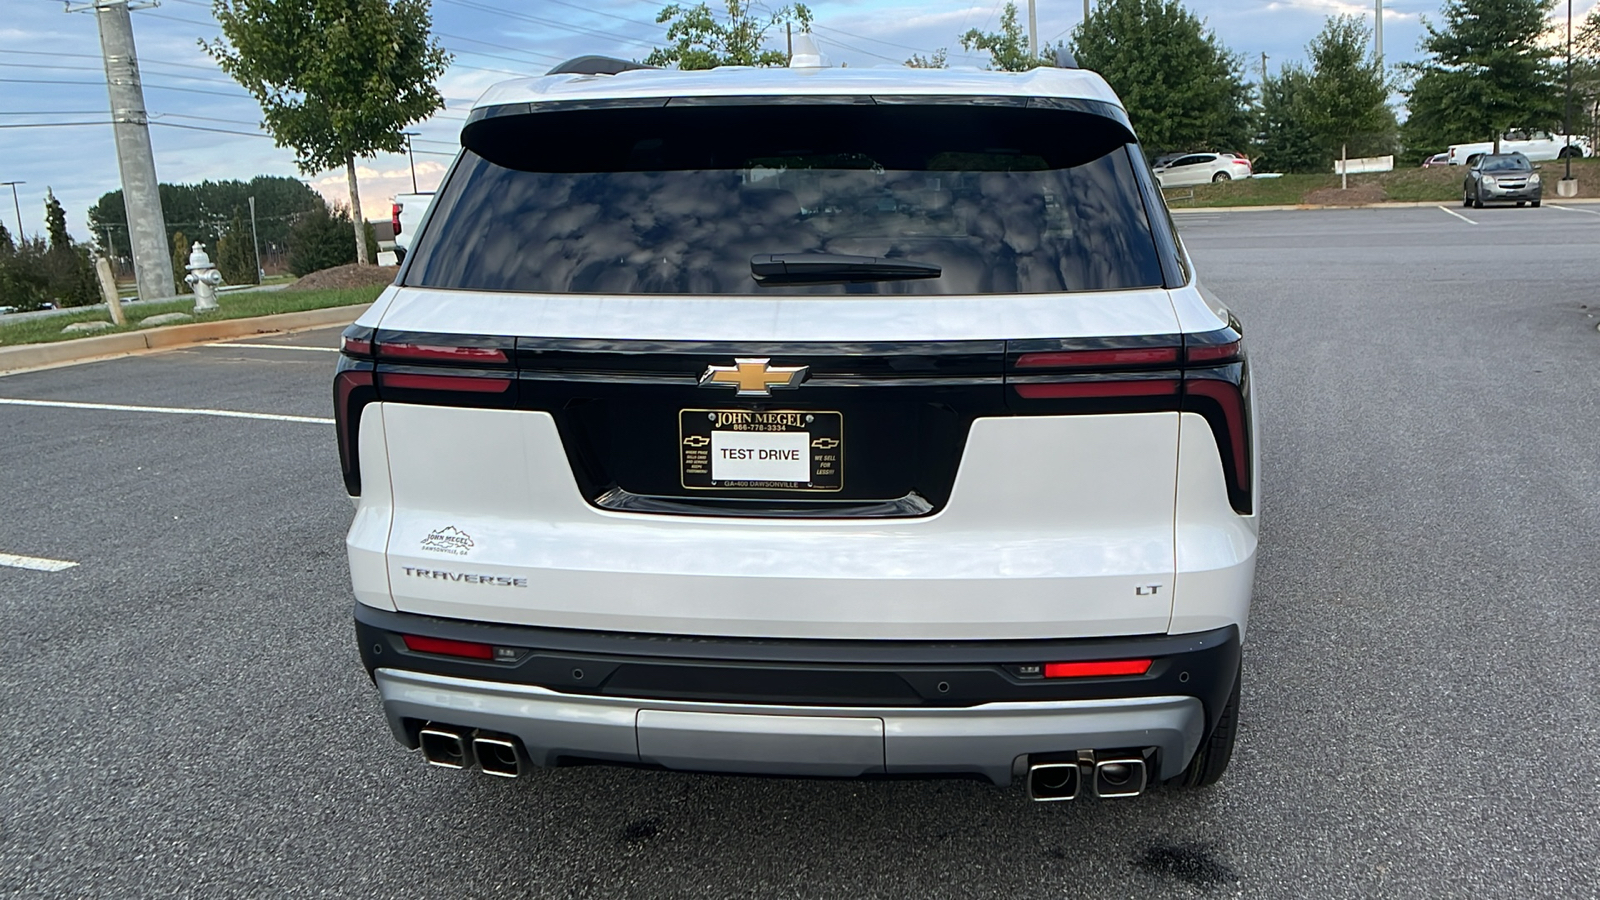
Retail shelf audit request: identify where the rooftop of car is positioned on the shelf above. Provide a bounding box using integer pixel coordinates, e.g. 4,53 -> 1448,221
470,64 -> 1122,112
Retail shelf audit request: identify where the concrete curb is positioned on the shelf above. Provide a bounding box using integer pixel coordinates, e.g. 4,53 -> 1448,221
1171,197 -> 1600,214
0,303 -> 369,375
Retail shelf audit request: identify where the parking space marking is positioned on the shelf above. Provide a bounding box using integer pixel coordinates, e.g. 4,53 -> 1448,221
1438,206 -> 1478,225
1549,204 -> 1600,217
0,397 -> 333,425
0,552 -> 78,573
208,343 -> 340,352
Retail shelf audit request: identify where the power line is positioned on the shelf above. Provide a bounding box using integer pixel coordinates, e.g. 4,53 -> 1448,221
0,110 -> 109,115
0,77 -> 251,99
140,11 -> 219,28
436,0 -> 661,50
0,121 -> 113,129
0,48 -> 225,74
436,31 -> 566,64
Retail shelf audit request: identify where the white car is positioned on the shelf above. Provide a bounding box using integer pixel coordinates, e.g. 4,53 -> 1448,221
1448,131 -> 1590,166
1153,152 -> 1253,186
389,192 -> 435,262
337,56 -> 1258,801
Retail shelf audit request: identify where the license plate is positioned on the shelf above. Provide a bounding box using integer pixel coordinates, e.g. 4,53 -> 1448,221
680,409 -> 842,492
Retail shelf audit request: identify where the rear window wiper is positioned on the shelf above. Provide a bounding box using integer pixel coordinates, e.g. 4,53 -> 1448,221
750,253 -> 942,285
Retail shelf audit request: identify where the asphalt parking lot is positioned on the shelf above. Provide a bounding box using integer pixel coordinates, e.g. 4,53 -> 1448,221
2,204 -> 1599,898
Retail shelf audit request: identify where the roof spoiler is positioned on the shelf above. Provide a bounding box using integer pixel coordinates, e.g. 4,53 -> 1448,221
546,56 -> 657,76
1054,49 -> 1079,69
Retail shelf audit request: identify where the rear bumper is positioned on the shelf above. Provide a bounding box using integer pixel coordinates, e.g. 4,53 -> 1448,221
376,668 -> 1205,784
358,605 -> 1239,784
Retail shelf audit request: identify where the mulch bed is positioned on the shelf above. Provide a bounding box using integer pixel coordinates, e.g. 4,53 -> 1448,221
282,263 -> 400,292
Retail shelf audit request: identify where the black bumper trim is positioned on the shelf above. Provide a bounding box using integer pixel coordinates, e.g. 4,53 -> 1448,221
355,605 -> 1240,729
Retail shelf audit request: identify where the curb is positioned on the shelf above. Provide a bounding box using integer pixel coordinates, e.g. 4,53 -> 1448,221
1171,197 -> 1600,214
0,303 -> 369,375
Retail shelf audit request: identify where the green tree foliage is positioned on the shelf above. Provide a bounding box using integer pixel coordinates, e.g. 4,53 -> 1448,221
206,0 -> 450,264
216,209 -> 259,285
172,231 -> 191,294
0,220 -> 11,255
40,190 -> 98,308
287,202 -> 377,276
1256,64 -> 1327,174
961,3 -> 1055,72
1070,0 -> 1251,154
1402,0 -> 1560,157
1573,6 -> 1600,146
88,176 -> 322,265
1301,15 -> 1396,178
645,1 -> 811,69
0,237 -> 52,312
905,49 -> 949,68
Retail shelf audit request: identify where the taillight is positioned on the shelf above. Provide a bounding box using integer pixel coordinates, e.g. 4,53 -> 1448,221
376,342 -> 509,363
1015,347 -> 1180,368
391,201 -> 402,236
1044,659 -> 1152,678
371,331 -> 517,407
381,373 -> 512,393
342,335 -> 372,356
402,634 -> 494,660
1013,379 -> 1178,400
334,365 -> 375,495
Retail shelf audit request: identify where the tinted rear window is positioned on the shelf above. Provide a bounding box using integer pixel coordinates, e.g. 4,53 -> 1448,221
405,104 -> 1164,295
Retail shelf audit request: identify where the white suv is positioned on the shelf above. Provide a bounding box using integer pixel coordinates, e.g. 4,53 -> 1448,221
337,56 -> 1258,801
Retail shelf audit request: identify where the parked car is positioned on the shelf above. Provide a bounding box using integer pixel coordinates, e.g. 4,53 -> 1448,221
338,54 -> 1257,801
1462,152 -> 1541,208
1447,131 -> 1589,166
389,192 -> 436,263
1153,152 -> 1253,186
1421,152 -> 1449,168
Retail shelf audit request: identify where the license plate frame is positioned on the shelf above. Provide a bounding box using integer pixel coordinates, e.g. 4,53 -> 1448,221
680,409 -> 843,492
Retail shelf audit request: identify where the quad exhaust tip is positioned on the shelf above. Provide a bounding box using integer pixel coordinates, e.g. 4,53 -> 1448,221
1027,751 -> 1150,801
473,735 -> 522,778
419,725 -> 473,769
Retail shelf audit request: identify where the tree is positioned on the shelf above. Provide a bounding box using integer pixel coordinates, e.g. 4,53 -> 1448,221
905,49 -> 949,69
645,1 -> 812,70
89,175 -> 323,264
1301,16 -> 1394,188
961,2 -> 1055,72
216,209 -> 258,285
0,238 -> 51,312
1402,0 -> 1560,156
1256,64 -> 1327,174
206,0 -> 450,265
287,202 -> 377,276
1070,0 -> 1251,155
0,219 -> 13,256
171,231 -> 191,294
41,190 -> 98,308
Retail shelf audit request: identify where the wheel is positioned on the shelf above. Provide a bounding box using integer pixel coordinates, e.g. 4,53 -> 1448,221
1472,189 -> 1484,209
1516,201 -> 1526,207
1212,171 -> 1231,182
1531,200 -> 1541,208
1168,665 -> 1240,788
1462,190 -> 1472,208
1558,146 -> 1582,159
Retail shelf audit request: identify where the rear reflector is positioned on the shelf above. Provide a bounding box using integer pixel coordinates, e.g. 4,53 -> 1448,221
377,342 -> 509,363
1015,347 -> 1180,368
1013,379 -> 1179,400
402,634 -> 495,660
1044,659 -> 1152,678
380,373 -> 512,393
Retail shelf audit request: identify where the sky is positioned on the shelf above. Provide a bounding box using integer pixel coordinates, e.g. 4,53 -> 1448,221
2,0 -> 1596,242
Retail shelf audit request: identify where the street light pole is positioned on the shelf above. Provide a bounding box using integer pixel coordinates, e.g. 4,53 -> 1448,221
402,131 -> 419,193
1,181 -> 23,237
1565,0 -> 1574,184
247,195 -> 263,282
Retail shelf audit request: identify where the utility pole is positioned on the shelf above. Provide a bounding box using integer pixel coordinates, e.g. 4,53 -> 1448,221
1261,52 -> 1269,89
1028,0 -> 1037,57
401,132 -> 419,193
247,195 -> 263,282
1,181 -> 23,237
1374,0 -> 1383,64
1564,0 -> 1574,187
786,22 -> 793,64
67,0 -> 173,303
1084,0 -> 1091,24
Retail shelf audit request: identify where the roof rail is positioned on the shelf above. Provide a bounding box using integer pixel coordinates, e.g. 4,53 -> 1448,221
546,56 -> 657,76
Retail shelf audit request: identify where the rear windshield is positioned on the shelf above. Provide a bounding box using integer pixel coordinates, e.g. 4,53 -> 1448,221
404,104 -> 1164,295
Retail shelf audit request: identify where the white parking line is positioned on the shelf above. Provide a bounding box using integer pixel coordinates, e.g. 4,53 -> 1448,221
209,343 -> 340,352
0,552 -> 78,573
0,397 -> 333,424
1438,206 -> 1478,225
1548,205 -> 1600,217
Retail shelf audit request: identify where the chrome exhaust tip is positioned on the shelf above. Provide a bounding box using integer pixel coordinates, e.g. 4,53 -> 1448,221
472,734 -> 522,778
1026,762 -> 1081,802
418,725 -> 473,769
1092,755 -> 1148,798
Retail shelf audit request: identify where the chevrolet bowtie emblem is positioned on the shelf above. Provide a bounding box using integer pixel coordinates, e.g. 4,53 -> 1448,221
698,358 -> 808,397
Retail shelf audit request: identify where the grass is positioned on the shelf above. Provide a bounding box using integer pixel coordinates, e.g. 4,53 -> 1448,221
1165,156 -> 1600,208
0,284 -> 385,347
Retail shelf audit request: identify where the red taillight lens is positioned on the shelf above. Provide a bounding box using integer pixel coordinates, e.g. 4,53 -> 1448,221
1184,340 -> 1241,364
377,343 -> 509,363
391,202 -> 402,235
1044,659 -> 1152,678
342,336 -> 372,356
380,373 -> 512,393
1013,379 -> 1179,400
402,634 -> 494,660
1015,347 -> 1180,368
334,368 -> 374,495
1185,378 -> 1249,489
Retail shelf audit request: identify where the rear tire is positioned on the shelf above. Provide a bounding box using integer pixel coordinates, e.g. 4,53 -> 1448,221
1168,665 -> 1240,788
1531,200 -> 1541,208
1516,201 -> 1526,207
1462,191 -> 1472,208
1212,171 -> 1231,182
1558,146 -> 1582,159
1472,190 -> 1484,209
